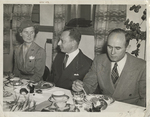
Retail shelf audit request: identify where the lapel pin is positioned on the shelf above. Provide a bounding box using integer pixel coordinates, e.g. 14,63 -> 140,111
74,73 -> 79,76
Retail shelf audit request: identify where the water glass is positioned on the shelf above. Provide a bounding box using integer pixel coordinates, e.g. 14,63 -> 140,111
72,90 -> 85,107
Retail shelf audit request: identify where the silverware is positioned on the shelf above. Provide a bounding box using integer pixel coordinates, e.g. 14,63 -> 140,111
10,104 -> 18,111
23,100 -> 36,111
14,95 -> 20,105
82,87 -> 87,96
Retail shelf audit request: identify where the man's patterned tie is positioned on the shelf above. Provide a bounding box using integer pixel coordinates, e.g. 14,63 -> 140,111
111,62 -> 119,84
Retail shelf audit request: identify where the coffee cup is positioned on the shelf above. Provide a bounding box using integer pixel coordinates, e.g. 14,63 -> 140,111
51,91 -> 65,101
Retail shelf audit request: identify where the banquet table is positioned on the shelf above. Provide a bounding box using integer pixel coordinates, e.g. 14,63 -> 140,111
3,78 -> 146,113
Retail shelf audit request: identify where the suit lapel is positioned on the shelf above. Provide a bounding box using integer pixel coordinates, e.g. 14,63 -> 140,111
54,53 -> 65,83
112,53 -> 135,98
18,45 -> 24,69
63,51 -> 82,78
22,42 -> 37,72
25,42 -> 36,63
100,57 -> 115,95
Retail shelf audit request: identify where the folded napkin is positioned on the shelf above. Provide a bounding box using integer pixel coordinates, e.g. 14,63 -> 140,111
34,100 -> 52,111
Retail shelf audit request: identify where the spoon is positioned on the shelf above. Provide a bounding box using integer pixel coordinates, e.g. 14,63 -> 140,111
82,87 -> 87,96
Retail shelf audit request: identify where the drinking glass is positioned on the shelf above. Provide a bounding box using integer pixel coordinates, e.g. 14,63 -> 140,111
72,90 -> 85,107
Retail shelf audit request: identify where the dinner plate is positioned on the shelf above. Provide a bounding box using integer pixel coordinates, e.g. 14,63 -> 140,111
9,77 -> 20,82
48,95 -> 69,103
35,82 -> 55,90
54,103 -> 70,111
10,81 -> 23,86
9,77 -> 21,85
3,75 -> 9,79
87,94 -> 115,105
3,91 -> 13,97
41,103 -> 79,112
3,79 -> 8,83
3,76 -> 10,84
21,79 -> 30,85
3,79 -> 10,85
83,94 -> 115,112
3,76 -> 9,82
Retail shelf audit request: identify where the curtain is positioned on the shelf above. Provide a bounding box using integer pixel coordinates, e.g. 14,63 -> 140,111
94,5 -> 126,55
52,5 -> 67,59
3,4 -> 33,72
4,4 -> 33,54
53,5 -> 80,59
12,4 -> 33,49
4,4 -> 13,54
53,5 -> 87,59
53,5 -> 126,59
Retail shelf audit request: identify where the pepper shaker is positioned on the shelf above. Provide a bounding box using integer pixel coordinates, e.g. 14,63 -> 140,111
27,83 -> 35,93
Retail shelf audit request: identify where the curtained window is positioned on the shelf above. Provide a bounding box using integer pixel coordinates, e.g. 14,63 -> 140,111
53,5 -> 126,58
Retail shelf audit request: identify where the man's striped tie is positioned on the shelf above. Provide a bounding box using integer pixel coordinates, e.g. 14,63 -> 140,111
111,62 -> 119,84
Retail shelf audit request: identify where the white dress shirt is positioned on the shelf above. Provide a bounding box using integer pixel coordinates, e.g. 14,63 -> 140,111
111,54 -> 127,76
66,49 -> 79,67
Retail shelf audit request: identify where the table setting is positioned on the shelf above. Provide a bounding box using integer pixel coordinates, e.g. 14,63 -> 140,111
3,74 -> 146,113
3,74 -> 52,110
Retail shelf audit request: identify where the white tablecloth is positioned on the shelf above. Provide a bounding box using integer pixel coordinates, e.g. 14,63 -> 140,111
3,80 -> 145,113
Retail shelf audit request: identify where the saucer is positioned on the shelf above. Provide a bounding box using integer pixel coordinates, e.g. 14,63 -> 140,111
54,103 -> 70,111
9,77 -> 20,82
3,91 -> 12,97
41,103 -> 79,112
35,82 -> 55,90
48,94 -> 69,102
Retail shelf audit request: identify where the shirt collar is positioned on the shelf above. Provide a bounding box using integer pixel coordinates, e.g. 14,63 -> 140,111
111,54 -> 127,75
66,48 -> 79,57
117,54 -> 127,69
65,49 -> 79,67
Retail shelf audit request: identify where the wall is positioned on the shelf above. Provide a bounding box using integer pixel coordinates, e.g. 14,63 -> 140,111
34,4 -> 54,71
79,35 -> 95,60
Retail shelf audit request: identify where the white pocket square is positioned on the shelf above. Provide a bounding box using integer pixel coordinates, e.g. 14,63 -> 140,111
29,56 -> 35,60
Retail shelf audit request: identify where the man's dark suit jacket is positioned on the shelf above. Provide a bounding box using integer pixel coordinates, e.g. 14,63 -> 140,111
47,50 -> 92,90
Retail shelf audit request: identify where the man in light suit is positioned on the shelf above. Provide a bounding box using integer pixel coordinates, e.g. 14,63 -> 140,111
47,27 -> 92,90
72,28 -> 146,107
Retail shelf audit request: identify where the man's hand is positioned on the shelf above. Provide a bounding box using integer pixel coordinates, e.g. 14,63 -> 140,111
72,80 -> 84,92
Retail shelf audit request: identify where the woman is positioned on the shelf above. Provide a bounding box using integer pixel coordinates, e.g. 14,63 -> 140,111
13,20 -> 46,82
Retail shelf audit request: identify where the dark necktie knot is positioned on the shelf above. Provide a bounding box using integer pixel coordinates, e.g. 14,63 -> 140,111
114,62 -> 118,67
